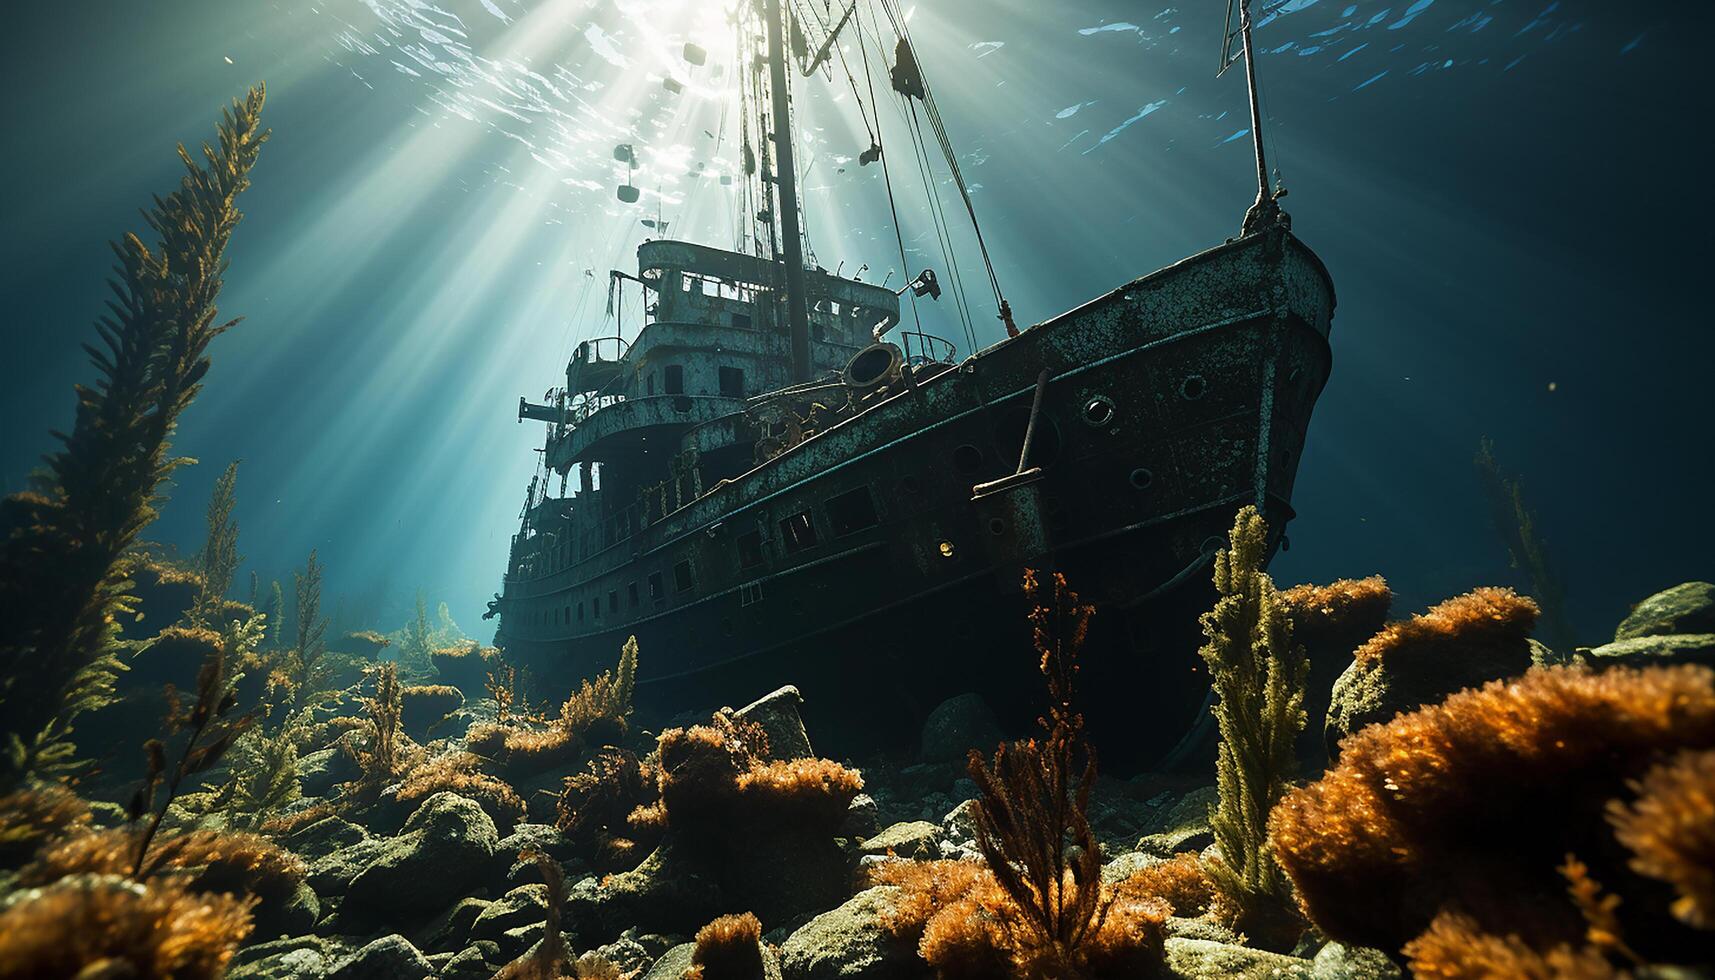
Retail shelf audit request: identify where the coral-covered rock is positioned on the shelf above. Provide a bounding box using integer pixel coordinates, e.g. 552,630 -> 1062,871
341,792 -> 500,928
1163,937 -> 1312,978
326,933 -> 432,980
779,886 -> 930,980
1615,582 -> 1715,641
1279,577 -> 1392,768
439,941 -> 502,980
860,821 -> 941,860
918,693 -> 1004,764
1136,786 -> 1217,858
642,943 -> 698,980
1309,942 -> 1401,980
840,794 -> 882,840
735,684 -> 815,760
1325,588 -> 1538,755
298,746 -> 360,798
1585,633 -> 1715,670
469,883 -> 549,945
280,814 -> 367,863
400,684 -> 463,740
227,936 -> 349,980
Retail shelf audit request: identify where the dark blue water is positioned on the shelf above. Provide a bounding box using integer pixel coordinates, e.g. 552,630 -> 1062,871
2,0 -> 1707,642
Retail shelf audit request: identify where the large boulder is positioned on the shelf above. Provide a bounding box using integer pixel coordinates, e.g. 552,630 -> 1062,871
327,934 -> 433,980
779,886 -> 930,980
1311,942 -> 1402,979
859,822 -> 941,861
1136,786 -> 1217,858
282,815 -> 367,863
342,792 -> 501,928
1614,582 -> 1715,640
298,747 -> 360,798
469,883 -> 550,946
734,685 -> 815,760
228,936 -> 350,980
918,694 -> 1004,764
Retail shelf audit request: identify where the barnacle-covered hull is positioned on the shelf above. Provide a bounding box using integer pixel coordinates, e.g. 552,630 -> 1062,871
496,226 -> 1334,764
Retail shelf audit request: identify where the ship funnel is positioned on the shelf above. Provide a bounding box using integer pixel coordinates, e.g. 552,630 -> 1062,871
843,342 -> 903,392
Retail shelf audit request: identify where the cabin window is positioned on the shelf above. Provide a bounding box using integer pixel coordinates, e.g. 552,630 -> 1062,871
779,511 -> 819,554
732,312 -> 752,330
673,559 -> 695,593
647,374 -> 655,396
628,582 -> 639,607
826,486 -> 879,537
741,582 -> 764,606
719,366 -> 745,398
577,602 -> 584,622
665,365 -> 685,395
563,604 -> 571,625
608,590 -> 619,613
592,597 -> 600,620
736,530 -> 765,570
648,571 -> 664,602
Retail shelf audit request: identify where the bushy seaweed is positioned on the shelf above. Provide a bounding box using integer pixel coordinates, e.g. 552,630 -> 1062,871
686,911 -> 766,980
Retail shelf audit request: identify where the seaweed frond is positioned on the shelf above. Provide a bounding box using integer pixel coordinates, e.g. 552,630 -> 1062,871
1196,506 -> 1305,932
0,782 -> 93,869
1402,910 -> 1620,980
401,683 -> 464,739
686,911 -> 765,980
0,872 -> 255,979
556,746 -> 659,869
494,848 -> 569,980
1476,437 -> 1577,649
1607,747 -> 1715,931
22,826 -> 306,905
0,86 -> 269,786
189,460 -> 242,628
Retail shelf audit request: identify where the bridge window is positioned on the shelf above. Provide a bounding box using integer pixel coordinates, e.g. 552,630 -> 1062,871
780,511 -> 819,554
732,312 -> 752,330
827,486 -> 879,537
665,365 -> 684,395
577,602 -> 584,622
673,559 -> 695,593
719,366 -> 745,398
608,590 -> 619,613
648,571 -> 664,602
737,529 -> 765,570
628,582 -> 639,607
563,604 -> 570,625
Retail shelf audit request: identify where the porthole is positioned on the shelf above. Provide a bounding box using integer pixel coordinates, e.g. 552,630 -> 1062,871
988,517 -> 1006,536
1082,396 -> 1116,428
952,444 -> 985,475
1180,374 -> 1208,401
1129,467 -> 1154,490
938,540 -> 956,558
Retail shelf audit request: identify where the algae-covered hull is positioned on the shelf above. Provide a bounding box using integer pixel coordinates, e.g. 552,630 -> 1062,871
496,225 -> 1335,761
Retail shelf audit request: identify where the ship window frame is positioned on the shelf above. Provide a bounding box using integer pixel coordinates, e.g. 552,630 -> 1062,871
665,364 -> 685,395
736,529 -> 765,571
732,312 -> 752,330
648,571 -> 665,603
627,582 -> 639,608
577,602 -> 584,623
741,581 -> 764,606
779,510 -> 819,554
592,596 -> 600,620
608,590 -> 619,613
719,365 -> 746,398
673,559 -> 695,593
826,486 -> 879,537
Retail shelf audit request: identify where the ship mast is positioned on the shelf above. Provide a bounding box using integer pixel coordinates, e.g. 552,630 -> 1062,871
1222,0 -> 1287,236
763,0 -> 813,383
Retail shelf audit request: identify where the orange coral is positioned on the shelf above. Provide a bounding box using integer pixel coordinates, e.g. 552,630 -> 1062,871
395,751 -> 525,831
655,717 -> 861,838
685,911 -> 765,980
257,803 -> 336,838
0,873 -> 255,980
1271,664 -> 1715,958
1279,576 -> 1392,659
1351,587 -> 1537,666
733,758 -> 864,830
1607,748 -> 1715,931
869,858 -> 1169,980
556,747 -> 659,870
1110,853 -> 1215,918
0,782 -> 92,868
1402,911 -> 1621,980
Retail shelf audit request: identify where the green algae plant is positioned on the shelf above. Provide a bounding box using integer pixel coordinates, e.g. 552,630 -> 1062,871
190,460 -> 243,628
1475,436 -> 1576,650
1197,505 -> 1307,941
0,86 -> 269,785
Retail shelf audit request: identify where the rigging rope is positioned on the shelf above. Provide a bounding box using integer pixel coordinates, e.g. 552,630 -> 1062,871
854,1 -> 922,336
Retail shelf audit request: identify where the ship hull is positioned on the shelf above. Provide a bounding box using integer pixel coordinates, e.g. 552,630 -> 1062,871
496,227 -> 1335,766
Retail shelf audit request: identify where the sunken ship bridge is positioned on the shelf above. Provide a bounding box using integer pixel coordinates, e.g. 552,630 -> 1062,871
496,228 -> 1334,757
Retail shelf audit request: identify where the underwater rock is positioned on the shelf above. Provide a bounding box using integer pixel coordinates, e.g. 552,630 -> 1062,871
496,822 -> 581,885
917,693 -> 1004,764
641,942 -> 699,980
1584,633 -> 1715,670
779,885 -> 930,980
281,815 -> 367,863
1164,937 -> 1313,979
1163,917 -> 1241,944
438,941 -> 502,980
468,882 -> 549,947
1310,942 -> 1401,980
1615,582 -> 1715,640
325,933 -> 432,980
1324,589 -> 1538,754
252,881 -> 320,942
341,792 -> 500,929
227,935 -> 346,980
1136,785 -> 1217,858
417,896 -> 491,954
936,798 -> 982,860
859,820 -> 941,860
839,793 -> 882,839
1101,850 -> 1165,885
306,834 -> 391,898
298,746 -> 361,798
571,843 -> 723,941
734,684 -> 815,760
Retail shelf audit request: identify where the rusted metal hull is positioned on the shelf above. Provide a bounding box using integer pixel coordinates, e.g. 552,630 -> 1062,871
496,226 -> 1334,764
